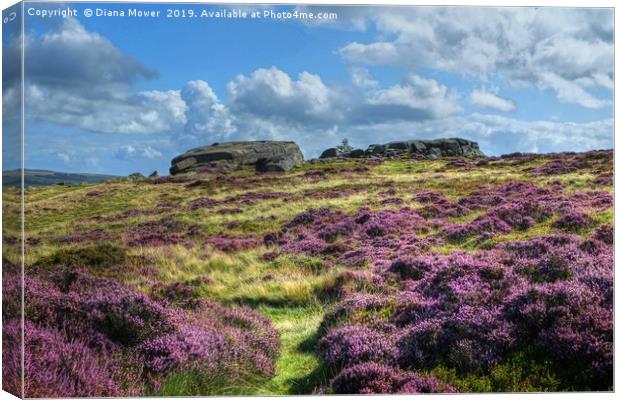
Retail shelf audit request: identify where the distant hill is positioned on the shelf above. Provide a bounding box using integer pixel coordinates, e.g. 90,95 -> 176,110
2,169 -> 119,187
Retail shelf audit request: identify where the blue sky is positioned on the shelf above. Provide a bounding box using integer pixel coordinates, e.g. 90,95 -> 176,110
3,3 -> 614,175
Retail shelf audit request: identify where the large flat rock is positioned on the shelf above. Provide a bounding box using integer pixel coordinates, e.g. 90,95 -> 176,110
170,141 -> 304,174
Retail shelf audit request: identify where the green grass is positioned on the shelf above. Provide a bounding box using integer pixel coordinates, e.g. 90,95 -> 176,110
254,305 -> 330,395
153,305 -> 330,396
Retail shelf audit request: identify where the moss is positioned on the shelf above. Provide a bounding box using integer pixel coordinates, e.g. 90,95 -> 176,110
33,243 -> 126,272
432,349 -> 563,393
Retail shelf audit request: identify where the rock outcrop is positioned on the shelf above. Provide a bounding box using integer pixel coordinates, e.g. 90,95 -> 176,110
170,141 -> 304,175
320,138 -> 484,160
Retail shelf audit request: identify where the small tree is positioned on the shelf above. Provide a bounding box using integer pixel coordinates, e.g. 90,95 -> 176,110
337,138 -> 354,153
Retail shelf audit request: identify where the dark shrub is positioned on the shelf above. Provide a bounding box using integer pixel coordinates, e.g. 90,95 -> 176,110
552,211 -> 593,232
503,281 -> 612,388
398,372 -> 456,393
593,224 -> 613,245
33,243 -> 126,271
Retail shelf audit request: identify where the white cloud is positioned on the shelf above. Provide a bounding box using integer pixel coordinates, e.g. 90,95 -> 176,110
337,7 -> 612,109
354,74 -> 461,122
177,80 -> 235,146
25,84 -> 187,134
339,42 -> 400,64
228,66 -> 341,124
537,72 -> 611,109
115,144 -> 163,160
470,88 -> 516,112
20,18 -> 185,135
26,18 -> 156,87
349,67 -> 378,88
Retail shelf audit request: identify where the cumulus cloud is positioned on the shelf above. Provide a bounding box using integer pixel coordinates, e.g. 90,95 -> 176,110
470,88 -> 516,112
338,7 -> 613,109
228,67 -> 341,124
180,80 -> 235,143
340,42 -> 400,64
20,18 -> 184,135
349,67 -> 378,88
25,18 -> 156,87
25,84 -> 187,134
115,144 -> 163,160
537,72 -> 611,109
352,73 -> 461,122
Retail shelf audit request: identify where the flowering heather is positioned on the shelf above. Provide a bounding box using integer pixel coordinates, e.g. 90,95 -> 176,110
593,224 -> 613,245
330,362 -> 454,394
552,211 -> 594,232
278,207 -> 428,268
140,301 -> 280,377
150,279 -> 210,309
146,175 -> 194,185
223,190 -> 289,205
318,229 -> 612,390
447,159 -> 475,169
571,191 -> 613,209
59,228 -> 115,244
531,159 -> 584,175
443,200 -> 552,242
188,197 -> 220,210
320,293 -> 393,333
139,323 -> 229,374
398,372 -> 456,393
503,281 -> 612,386
593,173 -> 613,186
124,218 -> 199,247
303,169 -> 329,179
3,320 -> 123,398
330,362 -> 402,394
319,325 -> 398,368
413,191 -> 447,203
8,265 -> 279,396
205,235 -> 261,252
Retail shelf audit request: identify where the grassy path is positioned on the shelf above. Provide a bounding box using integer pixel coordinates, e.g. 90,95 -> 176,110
255,305 -> 330,395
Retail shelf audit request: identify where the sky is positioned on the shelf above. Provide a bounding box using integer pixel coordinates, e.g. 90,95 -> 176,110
2,2 -> 614,175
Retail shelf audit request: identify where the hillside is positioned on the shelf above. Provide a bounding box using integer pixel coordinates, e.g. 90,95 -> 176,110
2,150 -> 613,396
2,169 -> 119,187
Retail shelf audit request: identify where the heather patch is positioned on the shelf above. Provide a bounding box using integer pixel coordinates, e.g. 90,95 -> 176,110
330,362 -> 454,394
5,266 -> 279,397
13,150 -> 613,395
442,195 -> 556,243
3,319 -> 124,398
317,233 -> 612,391
551,211 -> 594,232
276,207 -> 432,269
59,228 -> 115,243
205,235 -> 262,252
124,218 -> 200,248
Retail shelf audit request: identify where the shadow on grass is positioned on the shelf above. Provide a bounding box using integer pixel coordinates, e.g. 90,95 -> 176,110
284,327 -> 333,394
286,362 -> 332,394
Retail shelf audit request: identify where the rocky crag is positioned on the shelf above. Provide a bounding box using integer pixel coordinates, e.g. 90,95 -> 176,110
170,138 -> 484,175
320,138 -> 484,160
